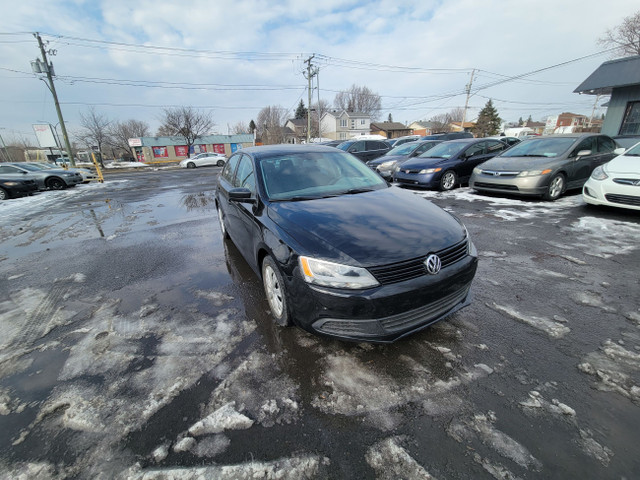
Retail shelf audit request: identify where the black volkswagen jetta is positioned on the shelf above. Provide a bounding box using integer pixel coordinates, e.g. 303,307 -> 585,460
215,144 -> 478,343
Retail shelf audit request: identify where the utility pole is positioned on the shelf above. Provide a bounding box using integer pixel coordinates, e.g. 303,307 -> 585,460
460,69 -> 475,134
32,32 -> 76,166
588,94 -> 601,129
303,55 -> 318,143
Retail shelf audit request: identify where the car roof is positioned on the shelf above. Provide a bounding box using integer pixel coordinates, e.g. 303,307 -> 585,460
240,144 -> 344,159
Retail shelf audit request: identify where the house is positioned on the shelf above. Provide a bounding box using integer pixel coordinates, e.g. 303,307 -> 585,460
284,119 -> 307,143
408,121 -> 437,136
574,55 -> 640,136
523,120 -> 546,135
543,112 -> 592,134
320,110 -> 371,140
369,122 -> 413,139
449,121 -> 475,133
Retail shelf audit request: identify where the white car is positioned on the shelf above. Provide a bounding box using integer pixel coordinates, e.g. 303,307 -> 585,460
179,152 -> 226,169
583,143 -> 640,211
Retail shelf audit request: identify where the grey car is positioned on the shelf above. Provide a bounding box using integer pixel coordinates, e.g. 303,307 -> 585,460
469,134 -> 618,201
0,162 -> 83,190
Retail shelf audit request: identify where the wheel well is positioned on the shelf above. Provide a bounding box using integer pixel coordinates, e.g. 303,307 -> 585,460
257,248 -> 270,277
47,176 -> 64,184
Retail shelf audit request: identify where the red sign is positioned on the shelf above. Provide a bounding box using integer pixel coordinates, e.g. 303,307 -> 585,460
212,144 -> 225,154
152,147 -> 168,158
175,145 -> 189,157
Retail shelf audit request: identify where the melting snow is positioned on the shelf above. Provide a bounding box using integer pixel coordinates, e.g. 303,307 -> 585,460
366,437 -> 436,479
188,401 -> 254,436
486,302 -> 570,338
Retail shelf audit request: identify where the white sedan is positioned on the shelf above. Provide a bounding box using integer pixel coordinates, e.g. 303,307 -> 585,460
179,153 -> 226,169
583,143 -> 640,211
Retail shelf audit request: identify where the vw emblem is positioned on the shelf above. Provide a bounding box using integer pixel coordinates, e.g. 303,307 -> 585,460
425,254 -> 441,275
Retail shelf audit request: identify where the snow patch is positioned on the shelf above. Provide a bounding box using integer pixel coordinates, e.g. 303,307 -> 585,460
188,401 -> 254,436
366,436 -> 436,479
486,302 -> 570,338
572,291 -> 616,313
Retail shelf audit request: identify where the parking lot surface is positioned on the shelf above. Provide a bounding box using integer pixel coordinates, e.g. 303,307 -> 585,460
0,169 -> 639,479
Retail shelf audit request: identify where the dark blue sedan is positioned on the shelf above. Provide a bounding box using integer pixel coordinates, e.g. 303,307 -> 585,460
215,144 -> 478,343
394,138 -> 508,190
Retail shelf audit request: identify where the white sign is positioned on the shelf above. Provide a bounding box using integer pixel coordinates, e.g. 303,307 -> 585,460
128,138 -> 142,147
32,124 -> 59,148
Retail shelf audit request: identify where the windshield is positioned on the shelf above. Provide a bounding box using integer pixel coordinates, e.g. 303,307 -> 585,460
418,141 -> 467,159
386,142 -> 420,156
625,143 -> 640,156
501,137 -> 576,158
260,151 -> 387,201
336,142 -> 352,151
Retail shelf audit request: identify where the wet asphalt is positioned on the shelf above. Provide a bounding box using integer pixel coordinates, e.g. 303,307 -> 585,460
0,168 -> 639,479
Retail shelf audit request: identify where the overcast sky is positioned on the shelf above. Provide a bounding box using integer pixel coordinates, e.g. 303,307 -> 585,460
0,0 -> 637,145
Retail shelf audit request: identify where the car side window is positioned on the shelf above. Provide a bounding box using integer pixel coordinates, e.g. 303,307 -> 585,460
366,141 -> 385,151
486,140 -> 506,153
597,136 -> 615,153
221,153 -> 241,182
349,141 -> 365,153
571,137 -> 595,157
463,143 -> 485,158
233,156 -> 256,193
0,165 -> 21,174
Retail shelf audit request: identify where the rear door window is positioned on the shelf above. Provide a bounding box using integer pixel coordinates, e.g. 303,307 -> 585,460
596,136 -> 616,153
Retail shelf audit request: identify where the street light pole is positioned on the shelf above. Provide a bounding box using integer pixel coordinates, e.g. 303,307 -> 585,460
33,32 -> 76,166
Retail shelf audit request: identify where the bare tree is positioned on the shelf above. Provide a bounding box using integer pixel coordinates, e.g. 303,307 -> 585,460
230,121 -> 249,134
158,107 -> 215,157
310,99 -> 330,138
333,85 -> 382,121
427,113 -> 452,132
108,119 -> 150,159
77,107 -> 111,165
598,10 -> 640,56
256,105 -> 288,145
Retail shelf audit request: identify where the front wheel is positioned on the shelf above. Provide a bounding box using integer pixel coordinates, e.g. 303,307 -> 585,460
0,187 -> 8,200
439,170 -> 458,191
216,159 -> 225,167
262,256 -> 291,327
543,174 -> 565,201
187,162 -> 196,169
47,177 -> 66,190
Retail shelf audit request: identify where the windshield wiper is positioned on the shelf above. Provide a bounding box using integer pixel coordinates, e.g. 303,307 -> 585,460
515,154 -> 547,157
343,188 -> 375,195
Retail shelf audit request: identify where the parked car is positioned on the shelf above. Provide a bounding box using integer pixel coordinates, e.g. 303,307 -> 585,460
215,144 -> 478,343
420,132 -> 474,141
469,134 -> 618,201
394,138 -> 508,190
0,176 -> 38,200
389,135 -> 422,147
582,142 -> 640,210
179,152 -> 227,169
0,163 -> 83,190
367,140 -> 442,180
23,162 -> 98,183
336,139 -> 391,162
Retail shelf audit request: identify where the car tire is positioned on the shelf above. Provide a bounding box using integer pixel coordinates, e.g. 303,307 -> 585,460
47,178 -> 66,190
439,170 -> 458,191
262,255 -> 291,327
543,173 -> 565,201
0,187 -> 8,200
216,205 -> 229,239
217,159 -> 225,167
187,162 -> 196,169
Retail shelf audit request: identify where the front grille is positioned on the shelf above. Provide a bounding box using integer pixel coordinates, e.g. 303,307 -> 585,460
368,238 -> 468,285
605,193 -> 640,206
480,170 -> 519,178
380,286 -> 470,332
613,178 -> 640,186
473,182 -> 519,191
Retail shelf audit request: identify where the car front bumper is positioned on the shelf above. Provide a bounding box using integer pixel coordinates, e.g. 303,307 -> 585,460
393,171 -> 440,188
1,182 -> 38,197
470,174 -> 549,196
285,250 -> 478,343
582,177 -> 640,211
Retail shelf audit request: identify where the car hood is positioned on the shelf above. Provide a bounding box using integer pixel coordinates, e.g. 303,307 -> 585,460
399,157 -> 449,169
369,154 -> 409,166
267,187 -> 465,267
478,156 -> 560,171
605,154 -> 640,175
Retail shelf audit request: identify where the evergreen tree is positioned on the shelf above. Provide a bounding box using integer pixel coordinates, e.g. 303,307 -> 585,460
518,117 -> 523,126
249,120 -> 256,133
473,100 -> 501,137
526,115 -> 532,124
388,113 -> 393,122
295,100 -> 307,120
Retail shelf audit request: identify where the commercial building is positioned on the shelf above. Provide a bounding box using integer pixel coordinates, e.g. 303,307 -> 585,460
128,134 -> 254,163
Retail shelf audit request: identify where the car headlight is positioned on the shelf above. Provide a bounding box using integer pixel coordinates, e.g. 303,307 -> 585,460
419,167 -> 442,174
379,160 -> 396,169
517,169 -> 552,177
299,256 -> 380,289
473,167 -> 482,175
590,165 -> 608,181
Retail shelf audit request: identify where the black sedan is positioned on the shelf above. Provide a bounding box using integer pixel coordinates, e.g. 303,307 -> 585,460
215,144 -> 478,343
393,138 -> 508,191
0,176 -> 38,200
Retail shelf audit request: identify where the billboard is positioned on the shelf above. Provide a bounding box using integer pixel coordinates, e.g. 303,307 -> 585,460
32,124 -> 59,148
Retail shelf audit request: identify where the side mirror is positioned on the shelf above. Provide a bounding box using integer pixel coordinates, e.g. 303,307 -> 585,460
614,147 -> 626,155
229,188 -> 255,203
576,150 -> 592,157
